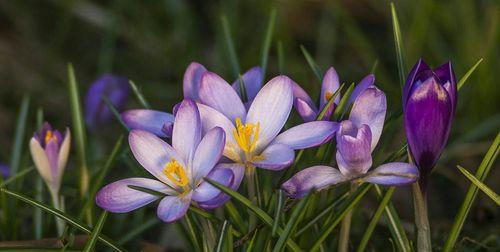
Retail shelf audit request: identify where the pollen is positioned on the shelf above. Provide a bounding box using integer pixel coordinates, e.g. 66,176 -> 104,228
163,158 -> 188,187
233,118 -> 260,153
324,91 -> 333,101
44,130 -> 57,144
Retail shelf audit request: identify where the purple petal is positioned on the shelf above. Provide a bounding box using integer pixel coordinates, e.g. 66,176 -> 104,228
56,129 -> 71,184
121,109 -> 175,138
192,167 -> 233,202
364,162 -> 419,186
349,87 -> 387,151
348,74 -> 375,105
197,163 -> 245,209
129,130 -> 186,188
232,66 -> 264,101
291,80 -> 316,112
183,62 -> 207,101
251,144 -> 294,171
282,166 -> 347,198
173,99 -> 202,162
246,76 -> 293,152
192,127 -> 226,183
404,77 -> 452,176
273,121 -> 339,150
44,137 -> 60,189
336,121 -> 372,176
161,122 -> 174,138
157,193 -> 192,222
294,98 -> 318,122
200,72 -> 246,122
320,67 -> 341,109
434,61 -> 457,113
0,163 -> 9,179
96,178 -> 174,213
403,59 -> 431,107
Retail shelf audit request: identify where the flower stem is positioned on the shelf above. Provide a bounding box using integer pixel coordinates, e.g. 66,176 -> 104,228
245,164 -> 257,230
50,190 -> 65,236
338,183 -> 357,252
412,182 -> 432,252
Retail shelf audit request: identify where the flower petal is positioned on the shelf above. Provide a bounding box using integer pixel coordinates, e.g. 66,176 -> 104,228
434,61 -> 457,113
348,74 -> 375,105
336,121 -> 372,176
403,59 -> 431,106
246,76 -> 293,152
320,67 -> 341,109
30,138 -> 53,188
251,144 -> 294,171
282,166 -> 347,198
173,99 -> 202,163
192,127 -> 226,183
349,86 -> 386,151
183,62 -> 207,101
294,98 -> 318,122
96,178 -> 174,213
197,163 -> 245,209
232,66 -> 264,101
121,109 -> 175,137
56,129 -> 70,185
291,80 -> 316,112
157,193 -> 192,222
129,130 -> 186,188
200,72 -> 246,122
192,167 -> 233,202
273,121 -> 339,150
364,162 -> 419,185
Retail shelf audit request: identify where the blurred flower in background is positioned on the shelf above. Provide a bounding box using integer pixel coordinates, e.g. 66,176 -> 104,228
0,163 -> 9,179
85,74 -> 130,129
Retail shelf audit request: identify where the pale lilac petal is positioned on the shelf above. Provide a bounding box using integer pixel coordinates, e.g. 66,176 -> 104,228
294,98 -> 318,122
251,144 -> 294,171
173,99 -> 202,163
157,193 -> 192,222
291,80 -> 316,111
349,87 -> 387,151
200,72 -> 246,122
336,121 -> 372,176
403,59 -> 431,106
320,67 -> 341,109
44,137 -> 60,187
192,167 -> 233,202
348,74 -> 375,105
183,62 -> 207,101
129,130 -> 186,188
161,122 -> 174,138
197,163 -> 245,209
192,127 -> 226,183
30,138 -> 53,189
246,76 -> 293,152
121,109 -> 175,137
282,166 -> 347,198
364,162 -> 419,185
96,178 -> 174,213
232,66 -> 263,101
56,129 -> 70,185
273,121 -> 339,150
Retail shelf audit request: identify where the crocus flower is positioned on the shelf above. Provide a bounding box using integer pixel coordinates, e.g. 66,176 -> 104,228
283,86 -> 419,198
97,99 -> 242,222
404,59 -> 456,190
0,163 -> 9,179
196,75 -> 339,177
85,74 -> 130,128
292,67 -> 375,122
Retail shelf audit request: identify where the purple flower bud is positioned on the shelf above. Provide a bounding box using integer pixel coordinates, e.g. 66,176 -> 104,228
85,74 -> 130,128
404,59 -> 457,190
0,163 -> 9,179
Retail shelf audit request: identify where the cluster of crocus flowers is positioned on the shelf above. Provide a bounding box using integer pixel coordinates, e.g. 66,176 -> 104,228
283,85 -> 419,198
404,59 -> 457,192
97,99 -> 242,221
85,74 -> 130,128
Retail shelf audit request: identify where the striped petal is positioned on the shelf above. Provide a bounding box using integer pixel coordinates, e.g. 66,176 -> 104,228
197,163 -> 245,209
336,121 -> 372,176
294,98 -> 318,122
364,162 -> 419,186
348,74 -> 375,105
200,72 -> 246,122
320,67 -> 341,109
192,167 -> 233,202
251,144 -> 294,171
173,99 -> 202,163
192,127 -> 226,183
157,193 -> 192,223
183,62 -> 207,101
273,121 -> 339,150
282,166 -> 347,198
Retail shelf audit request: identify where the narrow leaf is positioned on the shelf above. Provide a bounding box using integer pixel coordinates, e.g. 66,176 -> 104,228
333,83 -> 355,120
102,96 -> 130,131
9,95 -> 30,185
457,58 -> 483,90
221,15 -> 241,80
0,167 -> 34,187
272,189 -> 285,236
83,210 -> 109,252
260,9 -> 277,78
390,2 -> 407,87
457,165 -> 500,206
300,45 -> 322,83
317,83 -> 345,120
215,220 -> 230,252
128,80 -> 151,109
273,193 -> 312,252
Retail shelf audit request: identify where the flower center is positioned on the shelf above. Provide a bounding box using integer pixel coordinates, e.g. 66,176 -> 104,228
163,158 -> 188,187
324,91 -> 333,101
44,130 -> 57,144
233,117 -> 260,154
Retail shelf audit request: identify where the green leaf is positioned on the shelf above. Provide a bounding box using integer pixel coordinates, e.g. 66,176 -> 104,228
102,96 -> 130,131
260,9 -> 277,78
390,2 -> 407,88
118,217 -> 160,245
205,179 -> 302,252
0,187 -> 124,252
333,82 -> 355,120
0,167 -> 35,187
300,45 -> 322,83
215,220 -> 230,252
184,213 -> 202,252
224,201 -> 247,234
443,133 -> 500,251
83,210 -> 109,252
317,83 -> 345,120
457,58 -> 483,90
457,165 -> 499,205
128,80 -> 151,109
273,193 -> 312,252
9,95 -> 30,185
272,189 -> 285,236
310,184 -> 372,252
221,15 -> 241,80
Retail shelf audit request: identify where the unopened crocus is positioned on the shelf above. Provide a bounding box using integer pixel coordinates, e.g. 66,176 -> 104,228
85,74 -> 130,128
404,59 -> 456,190
0,163 -> 9,179
292,67 -> 375,121
97,99 -> 242,222
283,86 -> 419,198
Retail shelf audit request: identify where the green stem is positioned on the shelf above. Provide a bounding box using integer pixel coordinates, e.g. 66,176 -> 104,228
338,183 -> 357,252
50,190 -> 65,236
246,164 -> 257,230
412,183 -> 432,252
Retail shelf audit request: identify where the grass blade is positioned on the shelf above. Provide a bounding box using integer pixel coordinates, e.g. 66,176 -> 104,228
300,45 -> 322,83
260,9 -> 277,78
457,58 -> 483,90
215,220 -> 230,252
224,201 -> 247,234
457,165 -> 499,205
9,95 -> 30,185
118,218 -> 160,245
83,210 -> 109,252
443,133 -> 500,251
102,96 -> 130,131
221,15 -> 241,80
0,187 -> 124,252
128,80 -> 151,109
333,83 -> 355,120
273,193 -> 312,252
0,167 -> 34,187
272,189 -> 285,236
317,83 -> 345,120
184,213 -> 202,252
390,2 -> 407,87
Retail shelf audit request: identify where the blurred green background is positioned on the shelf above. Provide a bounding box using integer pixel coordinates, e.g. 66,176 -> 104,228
0,0 -> 498,250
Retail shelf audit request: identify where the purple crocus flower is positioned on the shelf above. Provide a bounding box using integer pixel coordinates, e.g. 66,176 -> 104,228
404,59 -> 457,191
282,86 -> 419,198
292,67 -> 375,122
29,123 -> 71,200
96,99 -> 241,222
85,74 -> 130,128
0,163 -> 9,179
195,75 -> 339,178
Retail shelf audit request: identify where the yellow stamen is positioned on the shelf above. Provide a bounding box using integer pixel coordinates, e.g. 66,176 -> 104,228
233,118 -> 260,153
163,158 -> 188,187
44,130 -> 57,144
325,91 -> 333,101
